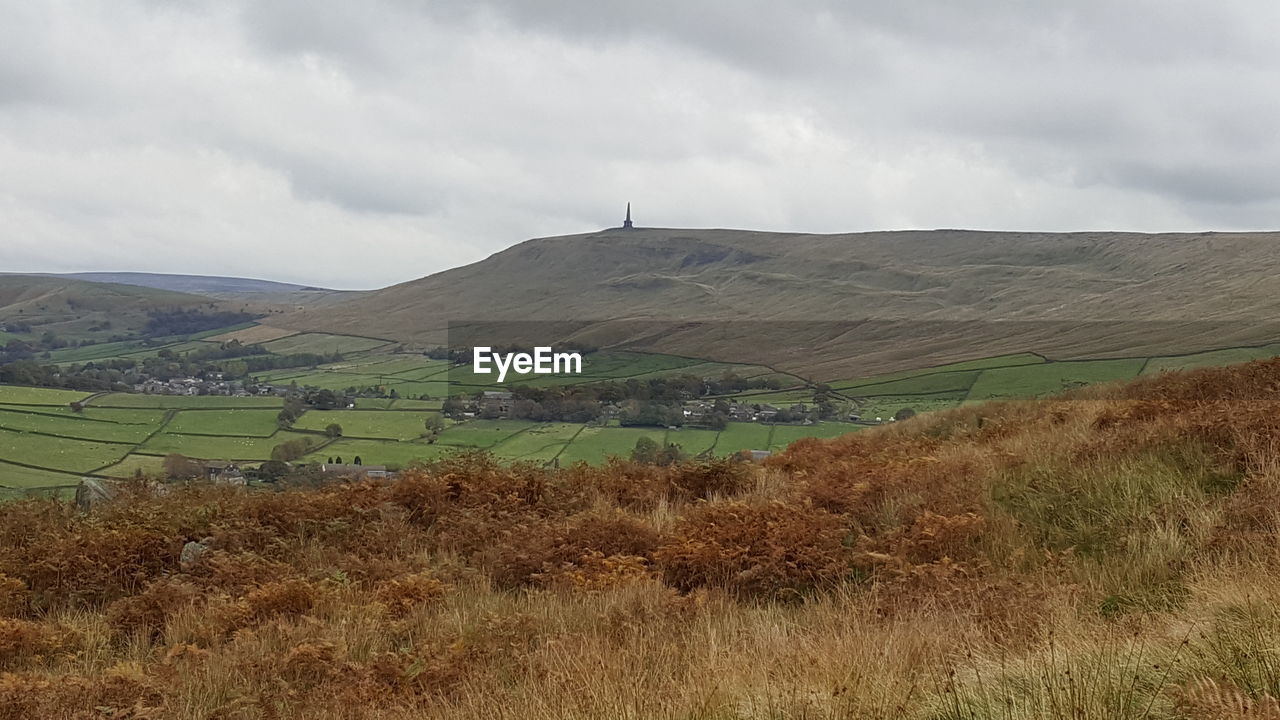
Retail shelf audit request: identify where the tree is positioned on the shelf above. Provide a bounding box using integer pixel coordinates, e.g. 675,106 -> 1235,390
325,423 -> 343,438
68,401 -> 84,413
258,460 -> 290,481
893,407 -> 917,422
423,413 -> 445,443
630,436 -> 660,464
353,456 -> 362,465
162,454 -> 202,480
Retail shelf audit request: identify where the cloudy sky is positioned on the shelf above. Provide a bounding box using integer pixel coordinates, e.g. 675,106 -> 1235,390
2,1 -> 1279,289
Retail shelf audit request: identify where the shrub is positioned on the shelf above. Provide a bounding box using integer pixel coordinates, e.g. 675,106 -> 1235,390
655,500 -> 852,597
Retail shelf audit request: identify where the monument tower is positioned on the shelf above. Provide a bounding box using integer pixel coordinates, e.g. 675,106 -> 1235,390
622,202 -> 634,229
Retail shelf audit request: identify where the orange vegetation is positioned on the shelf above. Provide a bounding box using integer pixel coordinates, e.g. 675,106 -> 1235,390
8,360 -> 1280,717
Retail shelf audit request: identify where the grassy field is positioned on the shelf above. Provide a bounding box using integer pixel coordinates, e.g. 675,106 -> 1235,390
293,410 -> 442,440
301,438 -> 453,467
261,333 -> 392,355
435,419 -> 539,448
90,393 -> 283,409
8,341 -> 1280,499
0,385 -> 94,405
164,409 -> 283,437
0,410 -> 159,443
0,461 -> 86,489
489,423 -> 583,461
139,431 -> 319,461
557,426 -> 668,465
965,358 -> 1147,401
98,453 -> 167,478
0,427 -> 131,473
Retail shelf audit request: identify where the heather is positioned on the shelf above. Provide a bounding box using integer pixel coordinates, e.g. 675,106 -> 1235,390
7,360 -> 1280,718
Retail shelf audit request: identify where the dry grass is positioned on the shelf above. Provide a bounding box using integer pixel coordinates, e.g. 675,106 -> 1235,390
10,359 -> 1280,717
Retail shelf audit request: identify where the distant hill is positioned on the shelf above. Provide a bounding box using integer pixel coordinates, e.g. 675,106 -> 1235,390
276,228 -> 1280,379
17,272 -> 358,306
0,275 -> 224,341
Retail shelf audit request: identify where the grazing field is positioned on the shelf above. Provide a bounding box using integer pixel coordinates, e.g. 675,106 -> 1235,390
0,410 -> 158,443
98,453 -> 166,478
556,426 -> 667,465
664,427 -> 721,456
139,431 -> 317,461
302,438 -> 452,466
0,462 -> 84,489
164,409 -> 282,437
434,419 -> 538,448
855,392 -> 970,420
0,385 -> 94,405
90,393 -> 283,409
294,410 -> 442,440
834,369 -> 980,396
10,341 -> 1280,500
0,427 -> 130,473
1142,342 -> 1280,375
965,357 -> 1147,401
489,423 -> 582,461
261,333 -> 392,355
713,422 -> 774,455
0,405 -> 168,424
204,324 -> 299,345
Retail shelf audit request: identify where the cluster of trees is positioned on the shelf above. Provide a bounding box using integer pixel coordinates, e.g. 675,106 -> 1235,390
142,309 -> 257,336
629,436 -> 687,465
0,340 -> 343,394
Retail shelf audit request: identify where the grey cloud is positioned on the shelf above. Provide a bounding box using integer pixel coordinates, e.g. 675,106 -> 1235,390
2,0 -> 1280,288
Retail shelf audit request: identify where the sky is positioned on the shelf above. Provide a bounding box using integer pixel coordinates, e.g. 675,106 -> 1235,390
2,1 -> 1280,290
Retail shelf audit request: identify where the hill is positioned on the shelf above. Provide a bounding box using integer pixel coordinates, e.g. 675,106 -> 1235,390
4,358 -> 1280,717
0,275 -> 224,341
12,272 -> 360,306
276,228 -> 1280,379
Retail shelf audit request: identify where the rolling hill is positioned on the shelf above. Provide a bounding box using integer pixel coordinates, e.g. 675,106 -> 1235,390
11,272 -> 360,306
0,275 -> 225,341
276,228 -> 1280,379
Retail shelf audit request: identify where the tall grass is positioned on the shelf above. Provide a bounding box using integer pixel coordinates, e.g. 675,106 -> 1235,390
7,359 -> 1280,717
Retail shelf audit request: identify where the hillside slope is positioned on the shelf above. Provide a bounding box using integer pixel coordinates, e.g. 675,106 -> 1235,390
11,272 -> 361,306
0,275 -> 222,340
278,228 -> 1280,378
5,359 -> 1280,717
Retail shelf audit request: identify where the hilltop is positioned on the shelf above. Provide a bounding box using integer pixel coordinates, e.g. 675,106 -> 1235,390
8,272 -> 360,306
4,358 -> 1280,716
277,228 -> 1280,379
0,275 -> 224,341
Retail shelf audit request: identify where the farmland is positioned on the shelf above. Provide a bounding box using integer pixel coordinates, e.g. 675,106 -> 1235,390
7,320 -> 1280,499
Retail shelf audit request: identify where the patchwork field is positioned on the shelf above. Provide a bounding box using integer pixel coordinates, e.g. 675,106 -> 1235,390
6,340 -> 1280,499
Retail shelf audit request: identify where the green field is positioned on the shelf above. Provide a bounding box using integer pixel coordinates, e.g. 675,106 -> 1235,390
0,385 -> 95,405
99,453 -> 167,478
9,340 -> 1280,498
835,370 -> 980,397
139,431 -> 320,461
302,438 -> 453,467
165,409 -> 282,437
435,419 -> 538,448
965,358 -> 1147,402
293,410 -> 442,440
0,462 -> 85,490
855,392 -> 970,420
665,427 -> 721,456
0,409 -> 158,443
713,422 -> 774,455
557,426 -> 668,465
768,423 -> 861,451
90,393 -> 284,409
0,428 -> 131,473
490,423 -> 582,461
261,333 -> 392,355
1142,344 -> 1280,375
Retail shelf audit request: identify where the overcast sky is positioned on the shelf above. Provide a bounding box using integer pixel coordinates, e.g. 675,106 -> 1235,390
2,1 -> 1279,289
